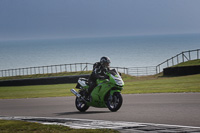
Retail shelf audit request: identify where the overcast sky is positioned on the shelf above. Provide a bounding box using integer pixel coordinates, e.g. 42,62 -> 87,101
0,0 -> 200,40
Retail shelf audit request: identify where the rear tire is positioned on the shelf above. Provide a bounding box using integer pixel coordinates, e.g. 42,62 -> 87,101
106,92 -> 123,112
75,97 -> 89,112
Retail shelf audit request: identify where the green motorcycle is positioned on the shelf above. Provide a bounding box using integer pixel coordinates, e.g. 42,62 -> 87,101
71,69 -> 124,112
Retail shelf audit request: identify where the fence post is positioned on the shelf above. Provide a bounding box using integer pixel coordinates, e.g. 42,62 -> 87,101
26,68 -> 28,75
38,67 -> 40,74
15,69 -> 17,76
7,70 -> 9,77
177,55 -> 179,64
70,64 -> 72,72
126,68 -> 129,75
182,52 -> 184,62
21,68 -> 23,76
19,68 -> 21,76
189,50 -> 191,60
30,67 -> 32,75
42,66 -> 44,74
80,63 -> 82,71
11,69 -> 13,76
50,66 -> 52,73
60,65 -> 62,73
167,59 -> 169,67
34,67 -> 36,75
46,66 -> 48,74
55,65 -> 57,73
65,64 -> 67,72
197,49 -> 199,59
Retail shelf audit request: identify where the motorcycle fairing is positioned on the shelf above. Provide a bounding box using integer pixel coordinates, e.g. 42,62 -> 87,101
87,81 -> 112,107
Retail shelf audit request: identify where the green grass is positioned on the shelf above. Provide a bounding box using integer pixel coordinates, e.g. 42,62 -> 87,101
0,120 -> 118,133
0,74 -> 200,99
0,71 -> 91,81
0,84 -> 76,99
124,74 -> 200,94
171,59 -> 200,67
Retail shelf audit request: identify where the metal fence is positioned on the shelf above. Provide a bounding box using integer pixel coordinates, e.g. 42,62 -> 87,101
0,63 -> 130,77
0,63 -> 94,77
156,49 -> 200,73
127,66 -> 157,76
0,63 -> 153,77
110,67 -> 129,75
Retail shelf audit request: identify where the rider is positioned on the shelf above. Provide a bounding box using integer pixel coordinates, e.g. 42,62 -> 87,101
86,56 -> 111,99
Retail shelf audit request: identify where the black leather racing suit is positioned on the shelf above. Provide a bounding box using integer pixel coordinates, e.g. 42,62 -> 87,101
87,62 -> 110,95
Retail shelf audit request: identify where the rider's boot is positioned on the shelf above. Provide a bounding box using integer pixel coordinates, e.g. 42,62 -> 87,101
85,89 -> 90,101
85,82 -> 95,101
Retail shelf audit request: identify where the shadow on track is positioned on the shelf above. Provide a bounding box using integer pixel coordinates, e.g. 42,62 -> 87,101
55,111 -> 110,116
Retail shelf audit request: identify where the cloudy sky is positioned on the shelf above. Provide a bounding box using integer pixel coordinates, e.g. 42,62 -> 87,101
0,0 -> 200,40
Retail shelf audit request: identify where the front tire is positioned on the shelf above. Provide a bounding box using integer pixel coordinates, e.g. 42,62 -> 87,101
75,97 -> 89,112
106,92 -> 123,112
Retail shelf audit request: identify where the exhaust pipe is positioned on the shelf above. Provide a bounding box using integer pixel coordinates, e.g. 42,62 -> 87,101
70,89 -> 88,103
71,89 -> 81,98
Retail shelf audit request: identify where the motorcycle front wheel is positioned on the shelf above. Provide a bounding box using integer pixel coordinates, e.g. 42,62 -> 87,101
75,97 -> 89,112
106,92 -> 123,112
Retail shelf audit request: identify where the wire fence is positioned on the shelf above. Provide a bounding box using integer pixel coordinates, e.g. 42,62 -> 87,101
0,49 -> 199,78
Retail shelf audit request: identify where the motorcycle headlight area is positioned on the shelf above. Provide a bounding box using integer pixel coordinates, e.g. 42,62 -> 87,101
111,75 -> 124,86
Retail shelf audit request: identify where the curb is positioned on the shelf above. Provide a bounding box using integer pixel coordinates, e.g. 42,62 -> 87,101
1,116 -> 200,133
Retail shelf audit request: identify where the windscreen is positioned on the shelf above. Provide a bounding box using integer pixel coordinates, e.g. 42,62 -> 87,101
109,69 -> 118,76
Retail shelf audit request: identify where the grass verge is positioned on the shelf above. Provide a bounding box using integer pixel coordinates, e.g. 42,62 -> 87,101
0,84 -> 75,99
124,74 -> 200,94
0,71 -> 91,81
171,59 -> 200,67
0,120 -> 118,133
0,74 -> 200,99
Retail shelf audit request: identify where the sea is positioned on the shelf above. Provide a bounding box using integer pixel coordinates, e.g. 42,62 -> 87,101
0,33 -> 200,70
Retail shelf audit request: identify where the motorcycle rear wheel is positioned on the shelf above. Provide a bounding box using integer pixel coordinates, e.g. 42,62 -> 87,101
75,97 -> 89,112
106,92 -> 123,112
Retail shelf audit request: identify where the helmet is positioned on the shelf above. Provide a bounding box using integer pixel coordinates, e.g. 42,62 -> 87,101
100,56 -> 111,68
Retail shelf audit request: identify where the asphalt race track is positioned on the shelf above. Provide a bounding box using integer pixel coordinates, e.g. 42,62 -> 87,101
1,93 -> 200,127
